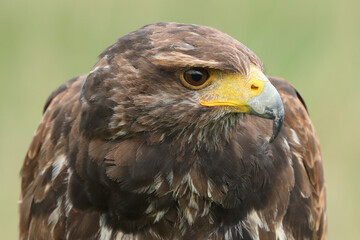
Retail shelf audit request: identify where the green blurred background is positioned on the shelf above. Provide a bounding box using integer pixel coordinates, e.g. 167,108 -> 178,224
1,0 -> 359,239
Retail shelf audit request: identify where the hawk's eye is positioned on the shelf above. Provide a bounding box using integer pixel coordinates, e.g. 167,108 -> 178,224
181,68 -> 211,89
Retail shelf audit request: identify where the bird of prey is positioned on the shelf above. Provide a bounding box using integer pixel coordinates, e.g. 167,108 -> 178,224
19,22 -> 326,240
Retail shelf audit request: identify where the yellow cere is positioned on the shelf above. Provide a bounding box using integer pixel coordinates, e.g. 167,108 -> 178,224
199,66 -> 268,112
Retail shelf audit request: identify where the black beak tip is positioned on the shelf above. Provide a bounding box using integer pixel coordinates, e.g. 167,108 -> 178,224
269,114 -> 284,143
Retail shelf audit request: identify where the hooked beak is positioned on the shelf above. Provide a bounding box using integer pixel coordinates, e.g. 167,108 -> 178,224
247,81 -> 284,142
200,67 -> 284,142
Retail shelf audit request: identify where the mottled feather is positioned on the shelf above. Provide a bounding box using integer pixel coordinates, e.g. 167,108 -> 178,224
19,22 -> 326,240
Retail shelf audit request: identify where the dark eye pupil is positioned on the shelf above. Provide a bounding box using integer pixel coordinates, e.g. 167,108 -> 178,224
183,68 -> 210,87
189,70 -> 203,82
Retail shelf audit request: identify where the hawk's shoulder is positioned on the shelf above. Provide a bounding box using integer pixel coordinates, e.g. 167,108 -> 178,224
269,76 -> 326,239
19,75 -> 88,239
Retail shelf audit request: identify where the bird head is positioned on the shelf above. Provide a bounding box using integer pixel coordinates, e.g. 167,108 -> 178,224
80,22 -> 284,147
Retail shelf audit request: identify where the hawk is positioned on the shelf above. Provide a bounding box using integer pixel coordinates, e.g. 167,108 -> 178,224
19,22 -> 326,239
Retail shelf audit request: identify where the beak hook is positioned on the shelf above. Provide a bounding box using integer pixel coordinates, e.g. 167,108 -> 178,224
269,113 -> 284,142
247,82 -> 285,143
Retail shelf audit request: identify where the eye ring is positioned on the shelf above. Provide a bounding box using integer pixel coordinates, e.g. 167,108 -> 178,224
181,68 -> 212,89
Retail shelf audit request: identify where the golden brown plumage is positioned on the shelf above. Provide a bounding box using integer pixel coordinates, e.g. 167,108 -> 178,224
19,22 -> 326,239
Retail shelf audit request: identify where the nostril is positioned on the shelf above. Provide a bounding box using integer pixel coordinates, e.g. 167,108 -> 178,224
251,84 -> 259,90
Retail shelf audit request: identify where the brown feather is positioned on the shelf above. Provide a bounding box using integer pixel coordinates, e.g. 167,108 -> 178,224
19,22 -> 326,240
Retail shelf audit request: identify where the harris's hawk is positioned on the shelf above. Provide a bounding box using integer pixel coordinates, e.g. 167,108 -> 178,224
19,22 -> 326,240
